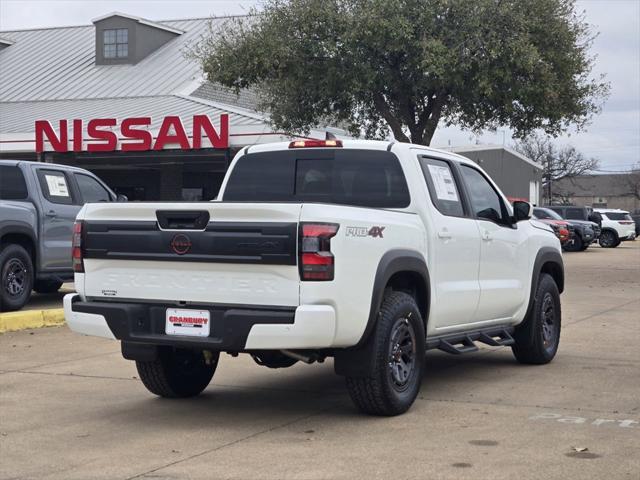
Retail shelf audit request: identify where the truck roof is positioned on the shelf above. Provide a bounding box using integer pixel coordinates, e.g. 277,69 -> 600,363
245,139 -> 478,166
0,158 -> 92,173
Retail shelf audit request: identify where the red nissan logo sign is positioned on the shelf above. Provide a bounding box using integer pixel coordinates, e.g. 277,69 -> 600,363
170,234 -> 192,255
34,114 -> 229,153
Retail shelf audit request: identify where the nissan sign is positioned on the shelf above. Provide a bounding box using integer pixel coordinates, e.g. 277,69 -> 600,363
35,114 -> 229,153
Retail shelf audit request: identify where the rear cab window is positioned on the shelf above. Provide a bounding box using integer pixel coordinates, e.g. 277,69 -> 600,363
0,165 -> 28,200
223,149 -> 410,208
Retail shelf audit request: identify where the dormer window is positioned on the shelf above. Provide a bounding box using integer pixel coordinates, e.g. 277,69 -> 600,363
103,28 -> 128,59
93,12 -> 183,66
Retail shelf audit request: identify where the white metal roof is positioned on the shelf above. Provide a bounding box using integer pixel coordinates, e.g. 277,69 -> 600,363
91,12 -> 185,34
0,17 -> 218,102
0,95 -> 264,134
450,144 -> 543,170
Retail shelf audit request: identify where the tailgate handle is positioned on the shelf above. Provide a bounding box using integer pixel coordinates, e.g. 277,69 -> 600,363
156,211 -> 210,230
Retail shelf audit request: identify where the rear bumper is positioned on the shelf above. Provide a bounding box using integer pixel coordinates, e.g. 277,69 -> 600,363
63,294 -> 336,350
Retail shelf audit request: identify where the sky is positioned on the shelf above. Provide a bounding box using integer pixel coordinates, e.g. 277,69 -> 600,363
1,0 -> 638,172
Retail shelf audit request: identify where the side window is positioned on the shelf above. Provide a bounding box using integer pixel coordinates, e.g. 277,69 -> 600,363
565,208 -> 583,220
418,158 -> 465,217
460,165 -> 509,225
37,169 -> 73,205
75,173 -> 111,203
0,166 -> 28,200
534,209 -> 552,220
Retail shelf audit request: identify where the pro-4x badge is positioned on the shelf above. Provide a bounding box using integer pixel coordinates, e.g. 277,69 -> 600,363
346,226 -> 386,238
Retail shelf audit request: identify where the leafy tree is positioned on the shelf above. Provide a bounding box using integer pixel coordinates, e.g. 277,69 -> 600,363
514,133 -> 599,204
193,0 -> 609,145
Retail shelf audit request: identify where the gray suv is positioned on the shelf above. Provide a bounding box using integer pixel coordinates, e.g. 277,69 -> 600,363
0,160 -> 122,311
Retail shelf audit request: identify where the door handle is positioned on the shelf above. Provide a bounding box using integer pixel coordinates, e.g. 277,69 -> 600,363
437,229 -> 452,239
482,230 -> 492,241
45,210 -> 57,218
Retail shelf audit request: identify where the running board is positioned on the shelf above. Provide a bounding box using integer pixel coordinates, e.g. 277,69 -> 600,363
426,326 -> 515,355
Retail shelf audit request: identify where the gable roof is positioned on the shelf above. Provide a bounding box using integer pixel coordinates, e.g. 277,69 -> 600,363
91,12 -> 184,34
0,17 -> 222,102
451,144 -> 543,170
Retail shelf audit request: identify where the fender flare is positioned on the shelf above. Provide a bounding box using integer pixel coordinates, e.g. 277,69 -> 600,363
334,249 -> 430,377
357,249 -> 430,347
514,247 -> 564,346
0,224 -> 37,260
0,223 -> 37,243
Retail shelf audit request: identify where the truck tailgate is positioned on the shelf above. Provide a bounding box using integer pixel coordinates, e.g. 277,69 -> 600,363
79,203 -> 302,307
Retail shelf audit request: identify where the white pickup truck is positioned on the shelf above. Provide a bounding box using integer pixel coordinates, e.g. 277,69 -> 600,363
64,139 -> 564,416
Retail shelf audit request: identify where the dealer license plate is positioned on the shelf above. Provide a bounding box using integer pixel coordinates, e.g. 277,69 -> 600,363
165,308 -> 211,337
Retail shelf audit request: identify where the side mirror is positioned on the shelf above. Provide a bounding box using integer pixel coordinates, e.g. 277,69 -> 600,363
513,201 -> 533,222
116,194 -> 128,202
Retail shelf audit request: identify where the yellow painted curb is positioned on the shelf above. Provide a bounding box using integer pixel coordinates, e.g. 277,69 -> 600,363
0,308 -> 65,333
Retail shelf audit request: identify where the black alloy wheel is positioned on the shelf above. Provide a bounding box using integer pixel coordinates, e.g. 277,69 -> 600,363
388,317 -> 418,392
540,293 -> 557,352
599,230 -> 618,248
5,258 -> 27,298
0,244 -> 34,311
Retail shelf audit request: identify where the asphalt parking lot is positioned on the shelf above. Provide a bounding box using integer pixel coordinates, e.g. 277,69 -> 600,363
20,283 -> 75,312
1,243 -> 639,480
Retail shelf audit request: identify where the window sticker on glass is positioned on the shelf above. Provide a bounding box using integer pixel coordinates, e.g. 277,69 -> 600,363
45,174 -> 70,197
427,164 -> 458,202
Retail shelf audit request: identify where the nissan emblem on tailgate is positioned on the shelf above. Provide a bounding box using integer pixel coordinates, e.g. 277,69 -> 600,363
170,234 -> 192,255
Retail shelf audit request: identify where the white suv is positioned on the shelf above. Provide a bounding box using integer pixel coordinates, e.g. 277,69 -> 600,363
64,140 -> 564,416
595,208 -> 636,248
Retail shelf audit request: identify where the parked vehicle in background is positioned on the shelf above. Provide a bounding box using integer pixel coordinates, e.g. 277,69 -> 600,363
594,209 -> 636,248
531,211 -> 573,247
65,139 -> 565,416
546,205 -> 602,227
631,214 -> 640,237
0,160 -> 122,311
533,207 -> 597,252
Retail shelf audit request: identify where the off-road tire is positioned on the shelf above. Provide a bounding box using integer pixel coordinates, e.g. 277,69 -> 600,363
512,273 -> 561,365
563,234 -> 583,252
0,244 -> 34,312
33,279 -> 63,294
599,230 -> 619,248
136,347 -> 218,398
345,291 -> 425,416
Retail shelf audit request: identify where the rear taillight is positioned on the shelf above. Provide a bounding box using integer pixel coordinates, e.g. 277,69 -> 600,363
619,221 -> 634,225
72,221 -> 84,273
299,223 -> 338,281
289,139 -> 343,149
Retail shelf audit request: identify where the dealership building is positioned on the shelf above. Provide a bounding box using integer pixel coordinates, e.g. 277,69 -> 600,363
0,12 -> 542,203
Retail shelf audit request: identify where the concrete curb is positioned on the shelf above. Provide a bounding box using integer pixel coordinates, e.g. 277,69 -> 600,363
0,308 -> 65,333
